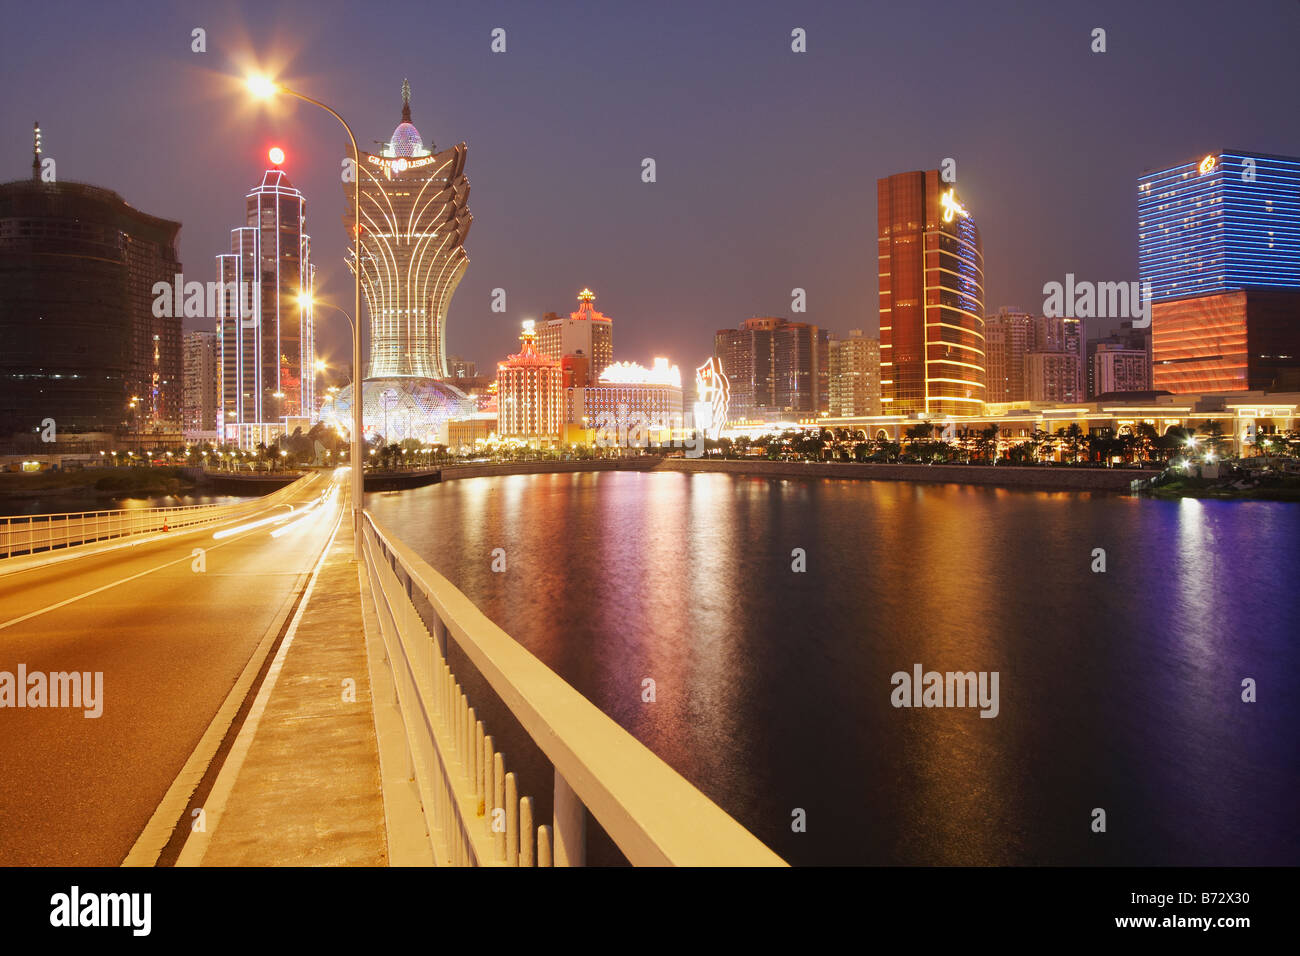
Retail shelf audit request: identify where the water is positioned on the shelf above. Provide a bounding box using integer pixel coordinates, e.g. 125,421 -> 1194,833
366,471 -> 1300,866
0,492 -> 252,518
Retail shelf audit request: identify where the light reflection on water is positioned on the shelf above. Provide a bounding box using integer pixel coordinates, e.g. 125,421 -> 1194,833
367,471 -> 1300,865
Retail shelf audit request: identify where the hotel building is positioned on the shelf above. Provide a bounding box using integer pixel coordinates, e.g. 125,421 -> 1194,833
564,357 -> 684,444
1139,150 -> 1300,393
216,160 -> 314,446
538,289 -> 614,382
497,321 -> 563,443
878,170 -> 986,415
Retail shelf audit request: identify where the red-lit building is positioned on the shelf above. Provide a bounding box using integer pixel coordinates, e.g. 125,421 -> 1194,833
1152,290 -> 1300,393
496,321 -> 562,443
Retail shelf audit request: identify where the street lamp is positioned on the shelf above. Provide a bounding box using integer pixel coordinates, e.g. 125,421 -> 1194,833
249,72 -> 364,558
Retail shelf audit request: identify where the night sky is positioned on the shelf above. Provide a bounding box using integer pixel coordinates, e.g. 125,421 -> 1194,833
3,0 -> 1298,373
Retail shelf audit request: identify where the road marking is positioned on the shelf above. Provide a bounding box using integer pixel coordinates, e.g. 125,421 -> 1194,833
122,499 -> 343,868
0,495 -> 316,632
174,502 -> 343,866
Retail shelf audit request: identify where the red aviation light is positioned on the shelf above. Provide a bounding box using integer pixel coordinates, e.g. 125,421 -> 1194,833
268,146 -> 286,166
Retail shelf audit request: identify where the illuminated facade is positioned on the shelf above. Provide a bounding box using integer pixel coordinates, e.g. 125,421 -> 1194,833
346,80 -> 472,380
497,321 -> 563,442
183,330 -> 219,440
1138,151 -> 1300,302
538,289 -> 614,381
217,162 -> 314,443
565,358 -> 683,441
878,170 -> 985,415
1140,151 -> 1300,393
694,356 -> 731,439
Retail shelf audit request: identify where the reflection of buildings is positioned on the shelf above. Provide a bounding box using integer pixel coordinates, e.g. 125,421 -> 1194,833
497,321 -> 562,443
564,358 -> 683,442
878,169 -> 985,415
217,160 -> 314,446
714,317 -> 828,420
1140,150 -> 1300,393
538,289 -> 613,383
828,330 -> 881,417
183,330 -> 219,441
321,81 -> 474,443
0,124 -> 182,439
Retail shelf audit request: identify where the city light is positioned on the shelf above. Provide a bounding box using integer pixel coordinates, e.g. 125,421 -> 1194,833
246,75 -> 279,99
268,146 -> 285,166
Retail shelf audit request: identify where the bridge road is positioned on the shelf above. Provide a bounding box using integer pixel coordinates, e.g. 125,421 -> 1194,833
0,469 -> 346,865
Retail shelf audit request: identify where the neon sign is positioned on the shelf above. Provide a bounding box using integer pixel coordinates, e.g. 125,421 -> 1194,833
1199,154 -> 1217,175
366,154 -> 438,180
693,357 -> 730,440
940,188 -> 968,223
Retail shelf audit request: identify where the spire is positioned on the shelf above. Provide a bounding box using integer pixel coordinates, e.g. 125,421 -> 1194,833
401,78 -> 411,123
32,122 -> 41,181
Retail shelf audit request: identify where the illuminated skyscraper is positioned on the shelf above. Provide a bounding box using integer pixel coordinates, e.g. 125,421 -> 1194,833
217,157 -> 314,445
877,170 -> 985,415
1139,150 -> 1300,392
347,80 -> 472,380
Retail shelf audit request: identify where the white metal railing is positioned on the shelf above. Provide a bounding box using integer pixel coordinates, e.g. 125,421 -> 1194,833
0,477 -> 311,560
360,511 -> 787,867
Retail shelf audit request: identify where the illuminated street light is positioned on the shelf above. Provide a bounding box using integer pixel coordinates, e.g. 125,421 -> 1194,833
247,69 -> 363,558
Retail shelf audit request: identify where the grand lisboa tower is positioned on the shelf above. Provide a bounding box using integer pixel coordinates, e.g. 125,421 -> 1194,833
319,79 -> 474,443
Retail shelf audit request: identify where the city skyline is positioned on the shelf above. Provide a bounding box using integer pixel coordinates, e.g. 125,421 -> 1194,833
4,0 -> 1297,374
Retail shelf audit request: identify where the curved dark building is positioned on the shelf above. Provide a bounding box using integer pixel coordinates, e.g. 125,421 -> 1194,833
0,128 -> 182,438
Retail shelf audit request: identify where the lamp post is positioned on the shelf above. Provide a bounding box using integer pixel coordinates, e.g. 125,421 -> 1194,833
249,75 -> 364,557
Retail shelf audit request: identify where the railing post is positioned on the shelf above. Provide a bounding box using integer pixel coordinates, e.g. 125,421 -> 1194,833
553,771 -> 587,866
520,796 -> 535,867
538,825 -> 553,867
493,753 -> 506,861
505,772 -> 518,866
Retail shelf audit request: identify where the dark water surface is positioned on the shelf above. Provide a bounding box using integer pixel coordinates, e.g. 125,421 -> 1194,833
367,471 -> 1300,866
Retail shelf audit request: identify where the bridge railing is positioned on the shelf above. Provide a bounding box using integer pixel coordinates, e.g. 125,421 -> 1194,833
359,511 -> 786,867
0,477 -> 310,559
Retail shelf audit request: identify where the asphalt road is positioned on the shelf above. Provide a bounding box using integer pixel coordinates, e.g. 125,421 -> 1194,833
0,469 -> 344,865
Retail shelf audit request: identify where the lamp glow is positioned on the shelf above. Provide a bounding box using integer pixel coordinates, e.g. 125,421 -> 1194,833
247,75 -> 278,99
268,146 -> 285,166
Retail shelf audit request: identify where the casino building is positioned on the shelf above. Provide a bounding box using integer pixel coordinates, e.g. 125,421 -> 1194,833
216,159 -> 314,447
319,81 -> 474,442
877,170 -> 986,416
1140,151 -> 1300,393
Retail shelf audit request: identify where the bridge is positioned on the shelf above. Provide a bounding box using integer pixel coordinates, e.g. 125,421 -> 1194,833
0,469 -> 784,867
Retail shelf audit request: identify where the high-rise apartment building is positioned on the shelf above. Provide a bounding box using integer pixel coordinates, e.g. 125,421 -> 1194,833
183,330 -> 219,440
828,330 -> 881,417
713,316 -> 827,419
1139,150 -> 1300,392
984,309 -> 1034,404
538,289 -> 614,381
1091,343 -> 1151,396
0,125 -> 182,438
878,170 -> 985,415
216,160 -> 314,443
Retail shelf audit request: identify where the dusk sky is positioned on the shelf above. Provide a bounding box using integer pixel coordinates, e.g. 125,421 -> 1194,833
3,0 -> 1298,372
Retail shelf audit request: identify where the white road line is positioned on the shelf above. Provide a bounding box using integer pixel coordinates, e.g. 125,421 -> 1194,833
121,499 -> 343,868
174,502 -> 343,866
0,496 -> 316,632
